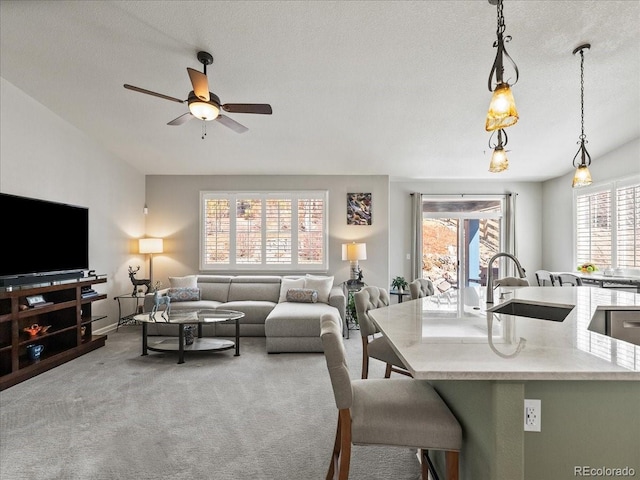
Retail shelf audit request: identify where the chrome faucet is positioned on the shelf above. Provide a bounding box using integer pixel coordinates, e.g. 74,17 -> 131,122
485,252 -> 527,304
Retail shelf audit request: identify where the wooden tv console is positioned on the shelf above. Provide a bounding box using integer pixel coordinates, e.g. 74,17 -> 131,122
0,276 -> 107,390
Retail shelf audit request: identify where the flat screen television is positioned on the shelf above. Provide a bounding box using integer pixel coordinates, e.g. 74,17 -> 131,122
0,192 -> 89,287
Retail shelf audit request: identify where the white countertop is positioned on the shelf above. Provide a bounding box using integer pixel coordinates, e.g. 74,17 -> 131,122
368,286 -> 640,381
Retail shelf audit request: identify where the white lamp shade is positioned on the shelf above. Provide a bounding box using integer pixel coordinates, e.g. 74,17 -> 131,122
342,242 -> 367,261
139,238 -> 163,254
188,101 -> 219,121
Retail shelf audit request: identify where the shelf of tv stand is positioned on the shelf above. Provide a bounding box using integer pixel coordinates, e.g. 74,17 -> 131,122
0,276 -> 108,391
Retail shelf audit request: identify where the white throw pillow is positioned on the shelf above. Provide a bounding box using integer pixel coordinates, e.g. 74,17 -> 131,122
304,275 -> 334,304
169,275 -> 198,289
278,277 -> 306,303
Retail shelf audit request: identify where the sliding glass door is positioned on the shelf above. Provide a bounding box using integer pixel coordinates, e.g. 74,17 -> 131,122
420,197 -> 505,293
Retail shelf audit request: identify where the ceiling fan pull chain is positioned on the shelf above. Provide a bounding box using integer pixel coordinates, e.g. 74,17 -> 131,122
202,121 -> 207,140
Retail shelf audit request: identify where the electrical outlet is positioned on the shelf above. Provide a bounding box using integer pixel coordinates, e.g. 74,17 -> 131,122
524,399 -> 541,432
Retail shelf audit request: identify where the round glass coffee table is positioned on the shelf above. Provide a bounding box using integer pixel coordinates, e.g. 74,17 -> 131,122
133,309 -> 245,364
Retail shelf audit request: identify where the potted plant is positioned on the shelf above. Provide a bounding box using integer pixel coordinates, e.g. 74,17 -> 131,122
391,276 -> 408,293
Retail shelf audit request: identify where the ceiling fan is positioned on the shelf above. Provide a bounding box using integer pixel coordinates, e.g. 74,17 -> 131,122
124,51 -> 272,134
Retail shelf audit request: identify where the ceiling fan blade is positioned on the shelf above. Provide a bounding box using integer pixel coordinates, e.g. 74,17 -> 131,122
216,114 -> 249,133
124,84 -> 185,104
222,103 -> 272,115
187,68 -> 210,102
167,112 -> 194,126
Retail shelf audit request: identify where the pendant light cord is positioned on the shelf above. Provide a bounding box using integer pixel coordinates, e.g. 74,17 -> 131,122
579,48 -> 586,140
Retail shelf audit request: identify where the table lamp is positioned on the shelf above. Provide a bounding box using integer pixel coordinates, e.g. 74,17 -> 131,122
342,242 -> 367,283
139,238 -> 163,285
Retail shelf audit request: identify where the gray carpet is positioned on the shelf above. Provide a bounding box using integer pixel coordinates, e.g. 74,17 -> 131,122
1,327 -> 422,479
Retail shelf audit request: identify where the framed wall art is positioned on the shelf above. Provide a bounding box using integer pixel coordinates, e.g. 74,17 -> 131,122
347,193 -> 372,225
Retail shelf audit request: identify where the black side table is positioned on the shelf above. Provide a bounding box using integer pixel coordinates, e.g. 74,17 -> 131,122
390,290 -> 411,303
114,293 -> 146,331
342,280 -> 366,339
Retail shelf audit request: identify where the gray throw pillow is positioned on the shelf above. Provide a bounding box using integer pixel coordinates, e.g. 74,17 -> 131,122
286,288 -> 318,303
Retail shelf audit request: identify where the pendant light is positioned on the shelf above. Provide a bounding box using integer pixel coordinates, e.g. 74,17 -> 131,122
571,44 -> 593,188
486,0 -> 519,132
488,129 -> 509,173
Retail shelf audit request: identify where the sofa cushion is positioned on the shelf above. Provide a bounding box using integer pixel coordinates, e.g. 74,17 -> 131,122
304,275 -> 334,304
169,275 -> 198,288
197,275 -> 232,302
228,276 -> 281,302
168,287 -> 201,302
219,300 -> 277,325
266,302 -> 340,337
278,277 -> 306,303
286,288 -> 318,303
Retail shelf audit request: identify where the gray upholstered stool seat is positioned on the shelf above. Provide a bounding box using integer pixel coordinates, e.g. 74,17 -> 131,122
355,286 -> 411,379
409,278 -> 436,299
351,380 -> 461,450
320,313 -> 462,480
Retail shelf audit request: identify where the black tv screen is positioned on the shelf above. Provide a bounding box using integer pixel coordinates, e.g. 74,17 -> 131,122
0,193 -> 89,285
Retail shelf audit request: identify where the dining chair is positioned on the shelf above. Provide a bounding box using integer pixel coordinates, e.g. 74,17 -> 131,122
535,270 -> 556,286
320,313 -> 462,480
354,286 -> 411,379
557,273 -> 583,286
409,278 -> 436,300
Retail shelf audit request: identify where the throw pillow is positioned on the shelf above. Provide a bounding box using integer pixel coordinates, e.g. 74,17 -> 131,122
304,275 -> 334,304
278,277 -> 306,303
286,288 -> 318,303
169,275 -> 198,289
168,287 -> 201,302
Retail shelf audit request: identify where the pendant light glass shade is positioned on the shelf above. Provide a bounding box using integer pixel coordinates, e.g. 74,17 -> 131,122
489,146 -> 509,172
572,164 -> 592,188
486,83 -> 519,131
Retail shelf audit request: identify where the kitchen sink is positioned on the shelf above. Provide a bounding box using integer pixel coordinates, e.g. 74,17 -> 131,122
489,301 -> 574,322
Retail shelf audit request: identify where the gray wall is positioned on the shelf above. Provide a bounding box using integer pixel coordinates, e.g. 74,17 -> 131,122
0,78 -> 146,332
541,138 -> 640,271
145,175 -> 390,290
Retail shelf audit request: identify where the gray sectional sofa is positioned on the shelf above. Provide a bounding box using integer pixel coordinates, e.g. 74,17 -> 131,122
142,275 -> 345,353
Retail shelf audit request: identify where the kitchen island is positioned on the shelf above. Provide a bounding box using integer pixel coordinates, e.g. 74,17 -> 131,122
369,286 -> 639,480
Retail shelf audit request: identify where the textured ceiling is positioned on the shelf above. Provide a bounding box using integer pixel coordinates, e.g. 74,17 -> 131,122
1,0 -> 638,181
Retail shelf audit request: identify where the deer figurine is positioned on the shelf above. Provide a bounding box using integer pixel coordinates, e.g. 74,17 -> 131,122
128,266 -> 151,296
150,288 -> 171,321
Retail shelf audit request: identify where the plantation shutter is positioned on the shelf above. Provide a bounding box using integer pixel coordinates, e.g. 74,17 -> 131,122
616,183 -> 640,268
202,197 -> 231,264
298,197 -> 325,265
576,189 -> 612,269
201,191 -> 327,271
265,198 -> 292,264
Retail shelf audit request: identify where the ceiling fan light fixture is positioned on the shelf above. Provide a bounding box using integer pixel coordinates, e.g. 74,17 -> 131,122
486,82 -> 518,131
188,100 -> 219,121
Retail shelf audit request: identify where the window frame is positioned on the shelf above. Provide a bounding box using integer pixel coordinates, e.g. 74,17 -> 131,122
573,175 -> 640,269
199,190 -> 329,272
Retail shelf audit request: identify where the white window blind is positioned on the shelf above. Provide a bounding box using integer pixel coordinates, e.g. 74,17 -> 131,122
200,191 -> 328,271
575,177 -> 640,269
616,183 -> 639,268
